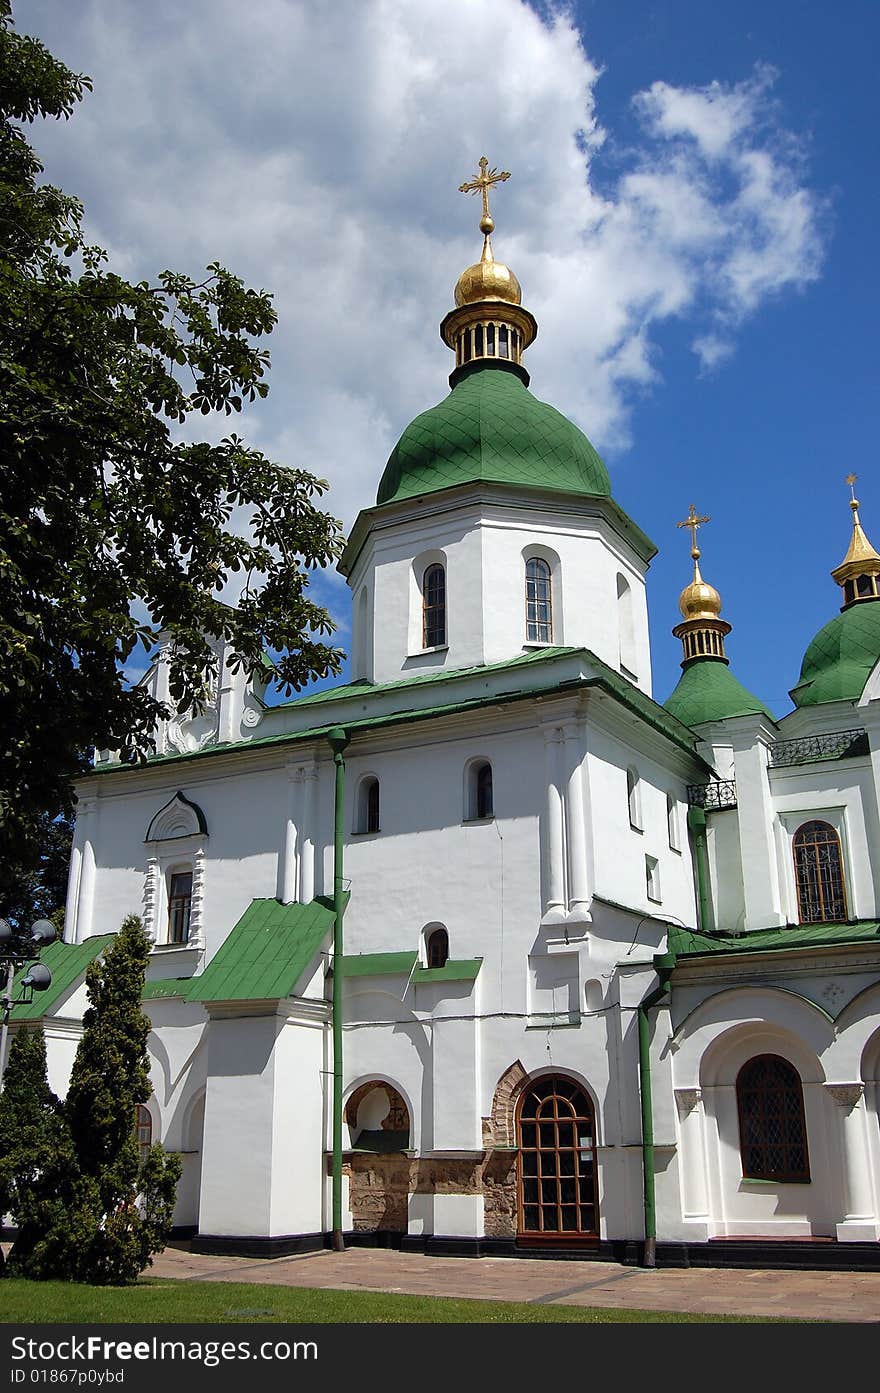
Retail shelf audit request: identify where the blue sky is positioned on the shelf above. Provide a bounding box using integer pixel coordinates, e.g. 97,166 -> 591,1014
24,0 -> 879,715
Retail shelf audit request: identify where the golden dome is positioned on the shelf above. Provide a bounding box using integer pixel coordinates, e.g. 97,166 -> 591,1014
455,238 -> 522,307
678,562 -> 723,621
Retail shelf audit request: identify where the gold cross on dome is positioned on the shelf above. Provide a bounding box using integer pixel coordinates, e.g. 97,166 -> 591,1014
459,156 -> 511,232
846,472 -> 858,500
676,503 -> 710,556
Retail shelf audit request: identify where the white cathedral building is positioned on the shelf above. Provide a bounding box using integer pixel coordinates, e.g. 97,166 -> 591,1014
22,167 -> 880,1268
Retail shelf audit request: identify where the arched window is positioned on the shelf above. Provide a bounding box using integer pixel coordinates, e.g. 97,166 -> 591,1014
516,1075 -> 599,1238
168,870 -> 193,944
476,762 -> 493,818
135,1104 -> 153,1164
422,564 -> 446,648
627,767 -> 642,831
793,820 -> 847,923
617,573 -> 637,677
525,557 -> 552,643
736,1055 -> 810,1183
356,776 -> 380,834
426,926 -> 449,969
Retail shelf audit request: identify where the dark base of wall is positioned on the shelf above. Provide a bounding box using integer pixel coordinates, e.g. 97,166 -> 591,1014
186,1229 -> 880,1272
663,1239 -> 880,1272
191,1232 -> 325,1259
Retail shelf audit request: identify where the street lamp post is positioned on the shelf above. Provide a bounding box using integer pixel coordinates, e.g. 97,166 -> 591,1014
0,918 -> 56,1089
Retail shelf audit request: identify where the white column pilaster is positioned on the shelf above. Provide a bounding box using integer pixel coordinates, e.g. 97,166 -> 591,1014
729,719 -> 785,928
562,720 -> 591,923
299,763 -> 318,905
542,723 -> 566,921
279,763 -> 303,905
142,854 -> 160,943
188,847 -> 207,951
675,1088 -> 710,1223
75,797 -> 97,941
825,1083 -> 879,1241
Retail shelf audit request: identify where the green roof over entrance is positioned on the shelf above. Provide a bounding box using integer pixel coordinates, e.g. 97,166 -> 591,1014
664,657 -> 775,727
10,934 -> 115,1021
669,919 -> 880,959
188,898 -> 334,1004
377,363 -> 611,506
790,599 -> 880,707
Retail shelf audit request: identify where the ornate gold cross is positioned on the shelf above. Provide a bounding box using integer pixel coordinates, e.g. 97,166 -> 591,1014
459,155 -> 511,233
846,472 -> 858,500
676,503 -> 710,556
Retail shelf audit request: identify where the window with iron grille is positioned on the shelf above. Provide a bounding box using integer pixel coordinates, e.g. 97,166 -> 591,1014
792,820 -> 847,923
516,1075 -> 599,1239
422,564 -> 446,648
135,1104 -> 153,1164
736,1054 -> 810,1183
525,557 -> 552,643
168,871 -> 192,944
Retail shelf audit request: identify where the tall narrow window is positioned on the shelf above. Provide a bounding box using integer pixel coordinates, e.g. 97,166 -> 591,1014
168,871 -> 192,944
793,820 -> 847,923
736,1055 -> 810,1182
667,793 -> 679,851
357,776 -> 380,834
526,558 -> 552,643
627,768 -> 642,831
476,762 -> 493,819
426,926 -> 449,969
645,854 -> 661,902
135,1104 -> 153,1164
423,564 -> 446,648
617,573 -> 637,678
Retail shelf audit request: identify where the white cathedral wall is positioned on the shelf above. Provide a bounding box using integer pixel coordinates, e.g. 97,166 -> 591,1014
705,809 -> 746,933
349,496 -> 652,689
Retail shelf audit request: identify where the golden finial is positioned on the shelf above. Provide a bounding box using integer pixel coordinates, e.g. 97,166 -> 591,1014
459,155 -> 511,238
676,503 -> 711,565
672,504 -> 727,663
831,472 -> 880,601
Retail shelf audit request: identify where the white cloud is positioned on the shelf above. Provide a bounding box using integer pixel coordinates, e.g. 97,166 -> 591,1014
24,0 -> 826,577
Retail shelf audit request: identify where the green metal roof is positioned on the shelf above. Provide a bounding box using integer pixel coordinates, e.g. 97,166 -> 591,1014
187,898 -> 334,1004
664,657 -> 775,728
377,363 -> 611,506
10,934 -> 115,1021
669,920 -> 880,959
411,958 -> 483,983
340,951 -> 418,977
790,600 -> 880,707
94,645 -> 709,777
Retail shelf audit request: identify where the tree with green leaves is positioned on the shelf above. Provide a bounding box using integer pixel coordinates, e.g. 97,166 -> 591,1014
0,1 -> 345,907
0,1028 -> 69,1278
1,918 -> 180,1284
58,915 -> 181,1284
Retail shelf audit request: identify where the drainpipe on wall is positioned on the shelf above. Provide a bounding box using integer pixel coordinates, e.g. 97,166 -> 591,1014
686,804 -> 712,931
327,726 -> 349,1253
637,950 -> 676,1269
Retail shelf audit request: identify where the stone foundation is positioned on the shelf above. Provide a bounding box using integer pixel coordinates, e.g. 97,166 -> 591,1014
341,1150 -> 518,1236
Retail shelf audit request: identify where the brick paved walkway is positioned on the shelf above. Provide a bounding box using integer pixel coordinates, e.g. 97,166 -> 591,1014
150,1244 -> 880,1322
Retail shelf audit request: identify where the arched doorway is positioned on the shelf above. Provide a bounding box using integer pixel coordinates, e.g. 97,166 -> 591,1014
515,1074 -> 599,1243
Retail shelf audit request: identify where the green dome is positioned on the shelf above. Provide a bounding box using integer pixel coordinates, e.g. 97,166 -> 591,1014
790,600 -> 880,708
664,657 -> 774,728
377,364 -> 611,506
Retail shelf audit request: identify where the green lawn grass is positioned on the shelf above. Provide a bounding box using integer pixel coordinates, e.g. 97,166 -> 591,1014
0,1277 -> 763,1323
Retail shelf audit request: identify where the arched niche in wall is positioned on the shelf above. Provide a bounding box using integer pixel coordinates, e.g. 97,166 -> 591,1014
616,572 -> 638,679
143,791 -> 208,950
345,1079 -> 411,1152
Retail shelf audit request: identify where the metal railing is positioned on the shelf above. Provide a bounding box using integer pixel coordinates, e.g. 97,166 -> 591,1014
687,780 -> 738,811
768,729 -> 868,768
